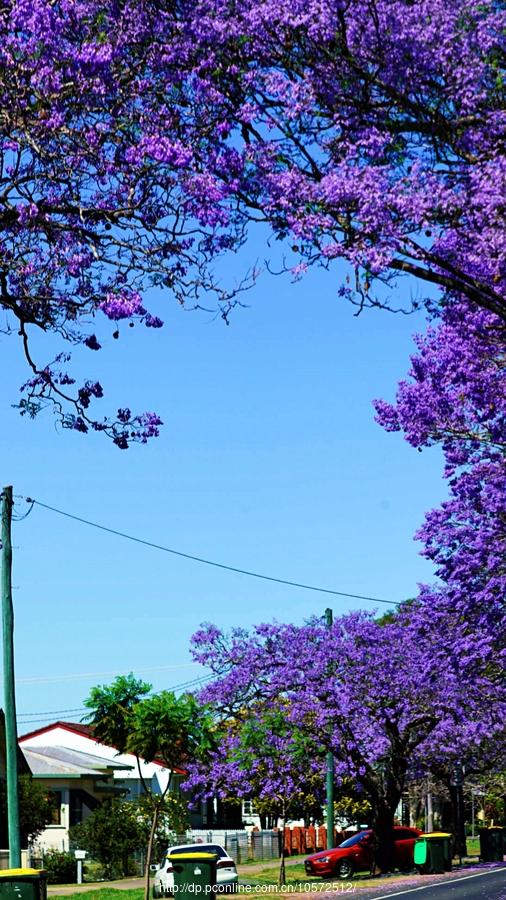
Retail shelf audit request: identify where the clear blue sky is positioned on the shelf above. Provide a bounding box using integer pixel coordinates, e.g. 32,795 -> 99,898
0,237 -> 445,733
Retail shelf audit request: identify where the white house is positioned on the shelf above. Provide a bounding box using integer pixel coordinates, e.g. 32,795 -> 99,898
18,720 -> 185,851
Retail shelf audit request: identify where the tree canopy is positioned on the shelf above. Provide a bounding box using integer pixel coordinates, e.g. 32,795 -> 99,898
84,674 -> 211,900
1,0 -> 504,442
188,599 -> 504,870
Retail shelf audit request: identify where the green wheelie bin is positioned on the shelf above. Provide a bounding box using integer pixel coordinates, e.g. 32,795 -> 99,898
0,869 -> 47,900
479,827 -> 505,862
170,853 -> 217,895
414,832 -> 452,874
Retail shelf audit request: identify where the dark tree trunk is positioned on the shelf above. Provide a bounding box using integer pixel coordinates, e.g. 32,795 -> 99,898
449,784 -> 467,859
372,809 -> 396,874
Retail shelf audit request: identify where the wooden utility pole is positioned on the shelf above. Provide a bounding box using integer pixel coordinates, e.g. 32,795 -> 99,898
1,485 -> 21,867
325,607 -> 335,849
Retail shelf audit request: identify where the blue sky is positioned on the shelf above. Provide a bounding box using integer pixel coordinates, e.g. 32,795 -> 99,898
0,240 -> 445,733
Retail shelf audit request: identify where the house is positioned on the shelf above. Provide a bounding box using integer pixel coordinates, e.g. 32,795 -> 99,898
17,718 -> 248,849
18,720 -> 189,850
20,744 -> 132,852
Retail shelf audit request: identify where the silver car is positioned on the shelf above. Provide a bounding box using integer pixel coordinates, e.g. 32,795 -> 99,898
152,843 -> 238,896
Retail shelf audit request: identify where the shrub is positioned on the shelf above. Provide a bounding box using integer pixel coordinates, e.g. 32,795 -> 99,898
42,849 -> 76,884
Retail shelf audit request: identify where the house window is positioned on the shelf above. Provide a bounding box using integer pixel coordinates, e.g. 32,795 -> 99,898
49,791 -> 62,825
242,800 -> 257,817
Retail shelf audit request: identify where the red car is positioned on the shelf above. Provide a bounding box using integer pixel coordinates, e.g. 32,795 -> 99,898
304,827 -> 422,880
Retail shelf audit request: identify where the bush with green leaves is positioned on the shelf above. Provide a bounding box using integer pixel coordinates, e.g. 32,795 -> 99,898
0,774 -> 54,848
42,849 -> 76,884
71,799 -> 142,879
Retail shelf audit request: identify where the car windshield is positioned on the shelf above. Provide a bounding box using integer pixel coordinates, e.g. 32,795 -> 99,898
169,845 -> 227,858
338,832 -> 369,848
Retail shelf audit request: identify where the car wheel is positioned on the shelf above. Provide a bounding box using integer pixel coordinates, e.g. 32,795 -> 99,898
336,859 -> 353,880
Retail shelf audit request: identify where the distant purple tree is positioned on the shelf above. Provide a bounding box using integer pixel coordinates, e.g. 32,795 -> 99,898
189,606 -> 504,873
187,707 -> 325,884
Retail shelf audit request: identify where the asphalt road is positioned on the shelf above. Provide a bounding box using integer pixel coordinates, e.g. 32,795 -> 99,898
360,865 -> 506,900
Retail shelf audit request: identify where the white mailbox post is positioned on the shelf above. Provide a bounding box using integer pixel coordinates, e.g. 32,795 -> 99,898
74,849 -> 87,884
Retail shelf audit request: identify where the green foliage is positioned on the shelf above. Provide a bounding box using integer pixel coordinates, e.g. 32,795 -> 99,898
0,774 -> 54,845
133,793 -> 189,857
84,675 -> 212,772
42,849 -> 77,884
333,778 -> 372,826
127,691 -> 212,771
480,773 -> 505,824
70,799 -> 142,879
211,705 -> 325,830
84,674 -> 151,751
83,675 -> 212,891
50,891 -> 142,900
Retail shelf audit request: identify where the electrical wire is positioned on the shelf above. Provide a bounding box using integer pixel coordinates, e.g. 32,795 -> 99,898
11,663 -> 202,685
16,675 -> 216,725
26,497 -> 397,605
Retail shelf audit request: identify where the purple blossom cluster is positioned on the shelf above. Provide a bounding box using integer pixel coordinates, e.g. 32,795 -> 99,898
375,301 -> 506,625
1,0 -> 505,441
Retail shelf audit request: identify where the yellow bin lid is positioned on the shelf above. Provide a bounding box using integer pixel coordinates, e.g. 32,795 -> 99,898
0,870 -> 43,878
169,853 -> 217,860
419,832 -> 452,839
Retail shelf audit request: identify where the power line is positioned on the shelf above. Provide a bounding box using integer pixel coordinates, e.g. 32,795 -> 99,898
26,498 -> 397,606
6,663 -> 201,686
16,675 -> 216,725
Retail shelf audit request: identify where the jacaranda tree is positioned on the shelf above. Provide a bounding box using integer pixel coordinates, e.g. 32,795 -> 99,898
375,300 -> 506,627
169,0 -> 505,318
0,0 -> 253,445
1,0 -> 505,443
188,604 -> 505,873
187,705 -> 325,884
374,297 -> 506,851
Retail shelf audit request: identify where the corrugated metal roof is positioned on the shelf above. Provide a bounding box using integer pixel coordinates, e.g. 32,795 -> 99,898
18,721 -> 187,775
22,745 -> 133,777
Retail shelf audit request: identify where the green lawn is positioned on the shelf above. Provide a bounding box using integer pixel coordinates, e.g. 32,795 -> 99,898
51,892 -> 143,900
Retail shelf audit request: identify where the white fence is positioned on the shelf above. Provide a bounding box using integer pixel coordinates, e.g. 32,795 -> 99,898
167,830 -> 281,862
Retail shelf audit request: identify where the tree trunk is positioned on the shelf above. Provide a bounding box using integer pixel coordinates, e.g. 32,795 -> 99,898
448,784 -> 467,859
371,808 -> 396,874
278,805 -> 286,886
144,803 -> 160,900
